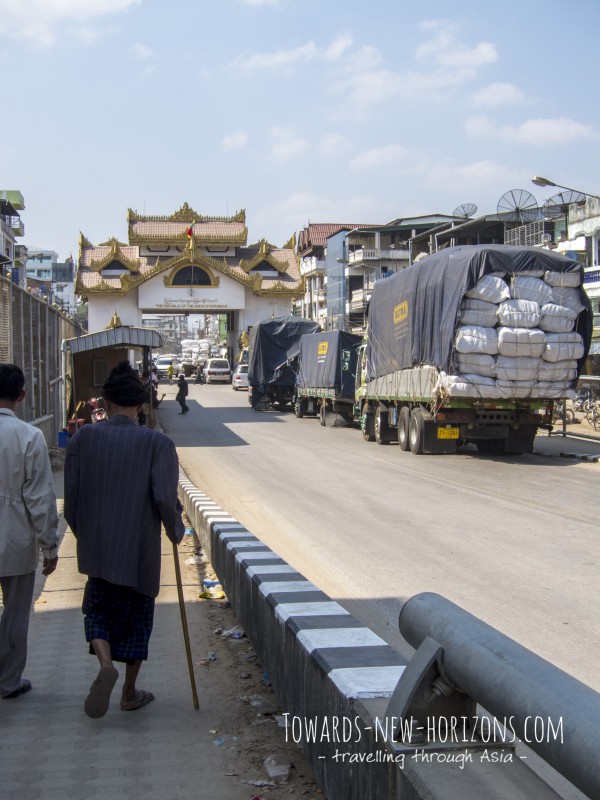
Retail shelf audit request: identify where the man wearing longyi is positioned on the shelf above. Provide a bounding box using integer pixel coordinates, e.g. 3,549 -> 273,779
64,361 -> 184,718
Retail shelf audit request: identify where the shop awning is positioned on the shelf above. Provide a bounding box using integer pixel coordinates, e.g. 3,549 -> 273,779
65,326 -> 162,354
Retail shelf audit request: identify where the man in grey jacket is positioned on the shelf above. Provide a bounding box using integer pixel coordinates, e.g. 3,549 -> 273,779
0,364 -> 59,700
64,361 -> 184,718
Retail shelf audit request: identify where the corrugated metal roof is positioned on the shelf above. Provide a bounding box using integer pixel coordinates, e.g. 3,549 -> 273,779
65,326 -> 162,354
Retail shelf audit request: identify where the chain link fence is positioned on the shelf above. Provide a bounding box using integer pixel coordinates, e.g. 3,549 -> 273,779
0,276 -> 83,446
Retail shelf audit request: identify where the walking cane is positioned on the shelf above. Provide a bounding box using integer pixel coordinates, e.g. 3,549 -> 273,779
172,541 -> 200,710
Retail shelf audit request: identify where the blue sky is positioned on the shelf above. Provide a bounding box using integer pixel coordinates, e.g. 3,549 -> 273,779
1,0 -> 599,261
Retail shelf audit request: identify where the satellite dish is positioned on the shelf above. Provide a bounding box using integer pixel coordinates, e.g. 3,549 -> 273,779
497,189 -> 540,223
452,203 -> 478,219
542,190 -> 586,219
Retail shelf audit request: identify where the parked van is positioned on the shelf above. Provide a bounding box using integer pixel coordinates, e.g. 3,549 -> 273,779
205,358 -> 232,384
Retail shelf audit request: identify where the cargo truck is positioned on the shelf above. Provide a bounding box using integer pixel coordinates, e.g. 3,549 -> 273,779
294,330 -> 362,425
355,244 -> 593,455
247,316 -> 320,409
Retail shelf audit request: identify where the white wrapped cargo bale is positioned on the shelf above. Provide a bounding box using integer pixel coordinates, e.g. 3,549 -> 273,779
459,298 -> 498,327
454,326 -> 499,355
496,379 -> 536,399
539,303 -> 577,333
537,360 -> 578,382
532,382 -> 576,399
510,276 -> 554,306
456,352 -> 496,378
497,327 -> 546,357
437,372 -> 500,398
494,355 -> 542,381
465,274 -> 510,304
544,270 -> 581,288
497,299 -> 541,328
543,332 -> 584,363
550,286 -> 585,313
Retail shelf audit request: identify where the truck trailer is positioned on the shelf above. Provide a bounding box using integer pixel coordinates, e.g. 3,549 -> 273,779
247,316 -> 320,409
295,330 -> 362,425
356,244 -> 593,455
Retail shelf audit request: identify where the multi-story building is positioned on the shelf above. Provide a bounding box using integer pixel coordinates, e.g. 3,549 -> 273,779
0,190 -> 25,283
26,248 -> 76,315
296,223 -> 368,325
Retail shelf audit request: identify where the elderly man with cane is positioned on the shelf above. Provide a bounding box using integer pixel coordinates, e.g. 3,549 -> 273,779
64,361 -> 185,718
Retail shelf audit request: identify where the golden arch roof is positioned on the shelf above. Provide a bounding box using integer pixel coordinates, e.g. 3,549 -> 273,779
75,205 -> 301,298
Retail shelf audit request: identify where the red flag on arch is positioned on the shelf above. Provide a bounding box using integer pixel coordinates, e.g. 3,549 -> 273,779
186,220 -> 196,239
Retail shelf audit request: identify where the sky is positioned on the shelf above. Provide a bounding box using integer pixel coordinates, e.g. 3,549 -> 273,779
1,0 -> 599,261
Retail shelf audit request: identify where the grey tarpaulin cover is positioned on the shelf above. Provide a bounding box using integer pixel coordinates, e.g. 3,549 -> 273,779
366,244 -> 593,380
248,316 -> 320,406
297,330 -> 362,398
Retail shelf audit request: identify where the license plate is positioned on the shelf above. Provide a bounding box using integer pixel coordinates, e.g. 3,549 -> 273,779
438,426 -> 459,439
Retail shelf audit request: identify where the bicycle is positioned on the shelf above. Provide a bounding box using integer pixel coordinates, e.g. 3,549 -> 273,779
551,400 -> 575,424
585,401 -> 600,430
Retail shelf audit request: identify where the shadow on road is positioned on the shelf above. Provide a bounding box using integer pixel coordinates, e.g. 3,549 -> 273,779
158,400 -> 290,447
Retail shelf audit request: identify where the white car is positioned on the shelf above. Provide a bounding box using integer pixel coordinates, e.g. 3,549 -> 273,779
154,355 -> 178,378
232,364 -> 249,390
205,358 -> 232,383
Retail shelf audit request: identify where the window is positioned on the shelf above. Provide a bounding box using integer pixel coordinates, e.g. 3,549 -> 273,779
172,266 -> 211,286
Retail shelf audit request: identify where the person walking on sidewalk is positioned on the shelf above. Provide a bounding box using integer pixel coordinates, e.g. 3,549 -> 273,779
64,361 -> 184,718
0,364 -> 59,700
166,363 -> 174,385
175,373 -> 189,414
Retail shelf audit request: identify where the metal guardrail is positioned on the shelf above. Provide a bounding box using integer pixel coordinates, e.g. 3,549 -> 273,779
387,592 -> 600,800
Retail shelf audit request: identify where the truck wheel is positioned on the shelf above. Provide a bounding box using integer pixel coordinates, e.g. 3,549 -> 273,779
398,407 -> 411,451
409,409 -> 424,455
362,411 -> 375,442
374,407 -> 390,445
295,398 -> 306,418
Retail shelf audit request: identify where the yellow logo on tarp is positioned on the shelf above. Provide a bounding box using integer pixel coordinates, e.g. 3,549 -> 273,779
318,341 -> 328,356
394,302 -> 408,323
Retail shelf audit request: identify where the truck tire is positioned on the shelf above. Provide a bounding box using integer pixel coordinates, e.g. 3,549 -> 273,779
409,409 -> 424,455
295,398 -> 307,418
374,407 -> 391,445
398,407 -> 411,451
362,411 -> 375,442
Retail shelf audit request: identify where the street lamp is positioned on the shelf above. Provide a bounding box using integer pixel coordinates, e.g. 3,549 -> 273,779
531,176 -> 600,201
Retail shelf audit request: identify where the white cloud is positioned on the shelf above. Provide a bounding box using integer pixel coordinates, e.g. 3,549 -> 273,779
231,32 -> 353,72
271,127 -> 309,160
319,133 -> 352,157
0,0 -> 140,46
350,145 -> 413,170
466,115 -> 596,146
471,82 -> 525,107
335,23 -> 497,111
233,41 -> 317,72
131,42 -> 154,60
416,19 -> 497,67
323,32 -> 353,62
222,131 -> 249,152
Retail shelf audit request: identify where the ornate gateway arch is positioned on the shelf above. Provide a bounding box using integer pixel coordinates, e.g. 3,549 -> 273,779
75,204 -> 302,349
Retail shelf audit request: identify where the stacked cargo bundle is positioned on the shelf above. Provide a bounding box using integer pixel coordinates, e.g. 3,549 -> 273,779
442,271 -> 586,400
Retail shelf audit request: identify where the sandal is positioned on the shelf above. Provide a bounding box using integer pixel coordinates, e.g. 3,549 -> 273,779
120,689 -> 154,711
84,666 -> 119,718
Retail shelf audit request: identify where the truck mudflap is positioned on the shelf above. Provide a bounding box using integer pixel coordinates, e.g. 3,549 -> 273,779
420,416 -> 458,454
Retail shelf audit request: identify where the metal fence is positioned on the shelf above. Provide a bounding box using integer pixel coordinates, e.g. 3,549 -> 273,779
0,276 -> 83,446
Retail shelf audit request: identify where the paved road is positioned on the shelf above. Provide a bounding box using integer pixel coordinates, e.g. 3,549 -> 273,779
159,382 -> 600,694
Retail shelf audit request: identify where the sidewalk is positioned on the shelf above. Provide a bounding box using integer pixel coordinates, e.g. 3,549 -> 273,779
0,467 -> 322,800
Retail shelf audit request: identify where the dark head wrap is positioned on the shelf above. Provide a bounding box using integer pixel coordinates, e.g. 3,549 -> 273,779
102,361 -> 149,406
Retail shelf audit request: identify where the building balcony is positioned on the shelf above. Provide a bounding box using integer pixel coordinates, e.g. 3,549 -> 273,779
11,218 -> 25,237
583,268 -> 600,289
300,256 -> 325,276
348,247 -> 408,264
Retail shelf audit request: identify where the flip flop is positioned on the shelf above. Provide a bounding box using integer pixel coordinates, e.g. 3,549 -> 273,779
84,666 -> 119,718
2,679 -> 32,699
120,689 -> 154,711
